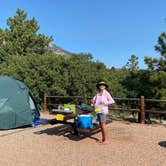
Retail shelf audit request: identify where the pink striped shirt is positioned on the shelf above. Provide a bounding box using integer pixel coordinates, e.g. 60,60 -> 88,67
92,90 -> 115,114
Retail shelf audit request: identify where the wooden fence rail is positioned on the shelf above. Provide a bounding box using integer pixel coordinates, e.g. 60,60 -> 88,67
43,95 -> 166,124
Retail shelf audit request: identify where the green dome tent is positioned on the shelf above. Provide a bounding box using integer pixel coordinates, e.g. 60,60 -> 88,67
0,76 -> 40,129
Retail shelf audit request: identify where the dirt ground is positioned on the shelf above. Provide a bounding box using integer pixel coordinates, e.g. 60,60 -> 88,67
0,112 -> 165,166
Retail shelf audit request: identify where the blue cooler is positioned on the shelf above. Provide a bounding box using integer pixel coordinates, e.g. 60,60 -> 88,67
76,115 -> 93,129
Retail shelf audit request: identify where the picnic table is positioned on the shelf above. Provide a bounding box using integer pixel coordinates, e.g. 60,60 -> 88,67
39,107 -> 100,135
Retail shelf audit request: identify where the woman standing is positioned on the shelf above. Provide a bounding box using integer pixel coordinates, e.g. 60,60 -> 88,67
92,81 -> 115,145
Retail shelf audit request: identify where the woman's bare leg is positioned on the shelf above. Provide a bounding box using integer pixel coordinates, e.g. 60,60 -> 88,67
100,122 -> 108,143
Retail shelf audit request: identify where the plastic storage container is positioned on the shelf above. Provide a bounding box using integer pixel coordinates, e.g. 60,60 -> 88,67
76,115 -> 93,129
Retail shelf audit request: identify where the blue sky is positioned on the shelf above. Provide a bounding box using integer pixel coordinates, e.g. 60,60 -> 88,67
0,0 -> 166,68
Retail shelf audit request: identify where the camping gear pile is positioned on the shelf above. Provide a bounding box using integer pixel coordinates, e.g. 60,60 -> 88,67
49,103 -> 94,130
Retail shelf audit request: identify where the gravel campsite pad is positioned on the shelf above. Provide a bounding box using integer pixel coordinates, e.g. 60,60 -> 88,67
0,112 -> 165,166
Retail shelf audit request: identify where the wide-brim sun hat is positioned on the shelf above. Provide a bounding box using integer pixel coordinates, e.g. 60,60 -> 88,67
96,81 -> 108,89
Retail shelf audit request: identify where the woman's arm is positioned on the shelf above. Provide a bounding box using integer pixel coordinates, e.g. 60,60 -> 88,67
104,92 -> 115,105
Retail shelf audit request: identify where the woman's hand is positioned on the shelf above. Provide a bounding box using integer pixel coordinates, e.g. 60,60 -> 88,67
100,100 -> 105,104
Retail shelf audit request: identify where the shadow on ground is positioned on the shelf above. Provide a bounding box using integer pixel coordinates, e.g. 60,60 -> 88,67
33,124 -> 101,142
122,117 -> 138,123
158,141 -> 166,148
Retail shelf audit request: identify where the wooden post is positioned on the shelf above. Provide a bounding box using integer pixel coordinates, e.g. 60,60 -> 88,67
84,96 -> 88,104
44,95 -> 47,112
140,96 -> 145,124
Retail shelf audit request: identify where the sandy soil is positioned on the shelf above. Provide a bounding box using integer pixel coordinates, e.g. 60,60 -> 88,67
0,112 -> 165,166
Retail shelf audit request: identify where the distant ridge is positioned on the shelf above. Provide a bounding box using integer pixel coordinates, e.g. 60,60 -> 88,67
48,43 -> 72,56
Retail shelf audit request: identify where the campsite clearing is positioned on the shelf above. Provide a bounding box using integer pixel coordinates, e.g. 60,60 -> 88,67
0,112 -> 165,166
